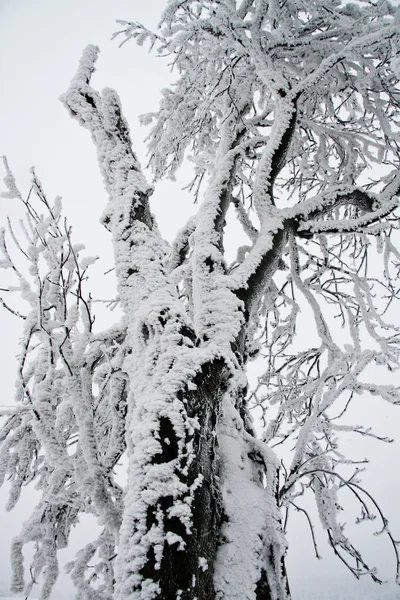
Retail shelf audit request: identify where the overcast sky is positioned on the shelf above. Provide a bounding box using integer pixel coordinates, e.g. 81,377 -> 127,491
0,1 -> 399,598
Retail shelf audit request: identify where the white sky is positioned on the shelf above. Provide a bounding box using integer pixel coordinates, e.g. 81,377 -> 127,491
0,1 -> 399,598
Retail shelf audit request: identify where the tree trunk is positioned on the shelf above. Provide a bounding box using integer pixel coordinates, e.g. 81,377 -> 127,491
137,358 -> 228,600
61,48 -> 291,600
115,339 -> 290,599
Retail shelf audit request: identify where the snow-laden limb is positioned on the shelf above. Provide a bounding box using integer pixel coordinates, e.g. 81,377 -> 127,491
251,95 -> 298,220
167,215 -> 197,274
60,46 -> 153,231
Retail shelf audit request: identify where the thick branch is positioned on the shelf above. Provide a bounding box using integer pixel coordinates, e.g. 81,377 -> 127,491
168,215 -> 197,273
60,46 -> 154,231
235,222 -> 290,316
286,187 -> 375,223
268,95 -> 299,197
253,97 -> 298,217
232,219 -> 294,356
298,196 -> 399,235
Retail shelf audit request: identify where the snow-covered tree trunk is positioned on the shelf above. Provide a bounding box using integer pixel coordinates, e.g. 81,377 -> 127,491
61,45 -> 290,599
2,1 -> 400,599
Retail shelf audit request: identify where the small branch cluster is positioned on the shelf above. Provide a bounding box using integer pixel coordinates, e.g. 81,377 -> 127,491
0,159 -> 126,599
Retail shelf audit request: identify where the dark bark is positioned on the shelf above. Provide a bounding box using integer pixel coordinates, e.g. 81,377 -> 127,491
255,559 -> 291,600
140,359 -> 229,600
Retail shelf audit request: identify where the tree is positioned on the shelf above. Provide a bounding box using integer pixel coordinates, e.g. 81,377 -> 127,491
1,0 -> 400,598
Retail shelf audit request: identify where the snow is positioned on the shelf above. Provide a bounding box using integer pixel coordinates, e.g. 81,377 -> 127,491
2,0 -> 400,598
2,581 -> 400,600
214,393 -> 289,600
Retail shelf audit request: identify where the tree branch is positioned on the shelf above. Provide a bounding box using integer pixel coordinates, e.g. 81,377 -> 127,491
60,45 -> 154,231
298,196 -> 399,235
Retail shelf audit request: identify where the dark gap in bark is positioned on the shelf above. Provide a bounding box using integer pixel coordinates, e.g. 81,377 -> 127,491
165,514 -> 188,542
205,256 -> 215,273
153,416 -> 179,464
130,196 -> 154,229
178,325 -> 197,345
255,568 -> 274,600
83,93 -> 96,109
141,323 -> 150,343
145,505 -> 156,531
158,309 -> 168,327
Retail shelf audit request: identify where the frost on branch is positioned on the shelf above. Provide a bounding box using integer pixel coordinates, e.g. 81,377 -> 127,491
0,161 -> 126,599
3,0 -> 400,599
